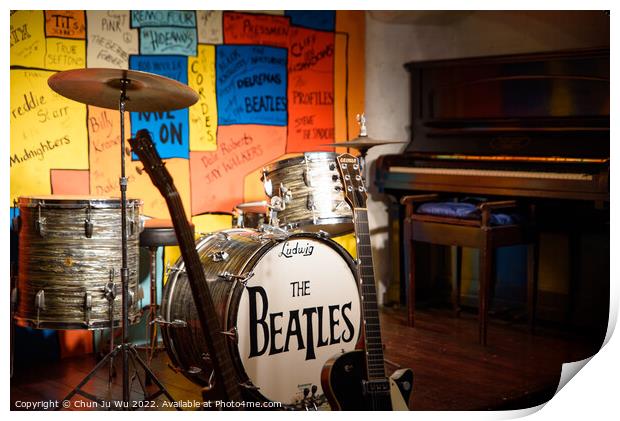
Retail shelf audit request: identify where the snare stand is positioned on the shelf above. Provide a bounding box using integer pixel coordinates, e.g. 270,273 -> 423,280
60,80 -> 178,410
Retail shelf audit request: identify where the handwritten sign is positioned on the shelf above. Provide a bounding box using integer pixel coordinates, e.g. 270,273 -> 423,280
45,38 -> 85,71
287,27 -> 335,152
190,125 -> 286,214
129,55 -> 189,159
45,10 -> 86,39
223,11 -> 290,48
140,27 -> 197,56
10,10 -> 46,68
10,69 -> 88,205
216,45 -> 287,126
197,11 -> 223,44
285,11 -> 335,31
50,169 -> 89,195
86,10 -> 138,68
131,10 -> 196,28
189,45 -> 218,151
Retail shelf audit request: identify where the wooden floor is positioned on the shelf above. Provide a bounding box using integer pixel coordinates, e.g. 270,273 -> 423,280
11,307 -> 602,411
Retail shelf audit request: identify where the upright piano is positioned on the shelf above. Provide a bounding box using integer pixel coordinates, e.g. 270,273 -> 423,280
375,48 -> 609,307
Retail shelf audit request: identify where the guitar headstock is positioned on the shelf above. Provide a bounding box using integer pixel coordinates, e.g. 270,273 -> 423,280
128,129 -> 172,194
336,153 -> 367,209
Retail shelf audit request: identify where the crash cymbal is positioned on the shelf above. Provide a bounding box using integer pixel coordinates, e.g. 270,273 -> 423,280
322,136 -> 406,151
48,68 -> 199,112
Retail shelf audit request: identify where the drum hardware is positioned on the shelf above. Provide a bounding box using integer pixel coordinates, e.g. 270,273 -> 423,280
306,194 -> 315,211
35,203 -> 46,237
301,385 -> 320,411
151,316 -> 188,329
84,204 -> 94,238
216,271 -> 254,285
84,292 -> 93,326
165,262 -> 186,277
239,380 -> 260,391
34,290 -> 46,327
220,326 -> 238,343
48,68 -> 196,409
209,250 -> 229,262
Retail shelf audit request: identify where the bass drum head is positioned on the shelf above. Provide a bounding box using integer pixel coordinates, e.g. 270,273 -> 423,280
232,234 -> 361,406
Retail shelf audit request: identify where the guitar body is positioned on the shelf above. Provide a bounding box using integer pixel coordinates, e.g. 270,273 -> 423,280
322,350 -> 413,411
321,153 -> 414,411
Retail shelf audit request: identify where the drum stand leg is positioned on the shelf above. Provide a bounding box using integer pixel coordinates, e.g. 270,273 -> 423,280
59,343 -> 180,410
60,81 -> 179,410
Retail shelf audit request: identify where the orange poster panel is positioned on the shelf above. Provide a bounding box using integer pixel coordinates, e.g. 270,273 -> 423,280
87,105 -> 191,219
223,11 -> 290,48
287,27 -> 335,153
336,11 -> 365,140
50,169 -> 90,195
190,125 -> 287,214
334,32 -> 348,154
45,11 -> 86,39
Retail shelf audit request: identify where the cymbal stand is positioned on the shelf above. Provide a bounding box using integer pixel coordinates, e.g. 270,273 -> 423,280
60,80 -> 178,410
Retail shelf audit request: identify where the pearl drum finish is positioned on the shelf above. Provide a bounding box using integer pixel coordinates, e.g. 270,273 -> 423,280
262,152 -> 353,237
161,228 -> 361,407
14,195 -> 143,330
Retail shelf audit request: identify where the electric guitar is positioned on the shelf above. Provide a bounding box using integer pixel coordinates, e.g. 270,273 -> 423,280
321,153 -> 414,410
130,129 -> 243,406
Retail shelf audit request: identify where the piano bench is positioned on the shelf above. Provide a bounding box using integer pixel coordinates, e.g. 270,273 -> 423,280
400,195 -> 539,346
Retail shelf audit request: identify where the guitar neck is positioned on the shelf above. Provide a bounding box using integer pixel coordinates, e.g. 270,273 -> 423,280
163,187 -> 242,402
353,208 -> 386,381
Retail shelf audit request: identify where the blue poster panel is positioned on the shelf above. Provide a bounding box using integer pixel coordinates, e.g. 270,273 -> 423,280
131,10 -> 196,27
216,45 -> 287,126
285,11 -> 336,31
129,55 -> 189,159
140,27 -> 197,56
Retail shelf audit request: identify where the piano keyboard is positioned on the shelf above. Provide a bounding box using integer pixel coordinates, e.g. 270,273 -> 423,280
389,166 -> 593,181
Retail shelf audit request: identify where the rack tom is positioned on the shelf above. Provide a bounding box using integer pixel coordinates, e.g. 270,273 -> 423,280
14,195 -> 142,330
262,152 -> 353,236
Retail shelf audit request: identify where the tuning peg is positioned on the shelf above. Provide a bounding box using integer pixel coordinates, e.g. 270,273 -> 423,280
136,166 -> 144,175
125,146 -> 132,155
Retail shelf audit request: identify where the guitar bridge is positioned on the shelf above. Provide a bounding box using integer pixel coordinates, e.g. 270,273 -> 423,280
362,379 -> 390,396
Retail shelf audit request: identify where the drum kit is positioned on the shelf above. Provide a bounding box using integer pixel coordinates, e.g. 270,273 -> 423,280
10,67 -> 405,410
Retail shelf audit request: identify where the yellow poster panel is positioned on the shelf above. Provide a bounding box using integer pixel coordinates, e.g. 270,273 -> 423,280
188,44 -> 218,151
10,10 -> 46,68
45,38 -> 86,71
10,69 -> 88,205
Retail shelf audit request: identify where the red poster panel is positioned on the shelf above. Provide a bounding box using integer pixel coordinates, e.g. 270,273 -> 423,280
223,11 -> 290,48
287,27 -> 335,153
50,169 -> 90,195
190,125 -> 286,214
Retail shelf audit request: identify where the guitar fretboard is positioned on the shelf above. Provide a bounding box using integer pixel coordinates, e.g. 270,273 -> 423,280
354,208 -> 386,380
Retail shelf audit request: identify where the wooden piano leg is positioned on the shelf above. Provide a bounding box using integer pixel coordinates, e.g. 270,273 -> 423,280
452,246 -> 463,317
527,237 -> 539,334
403,218 -> 415,327
479,233 -> 493,346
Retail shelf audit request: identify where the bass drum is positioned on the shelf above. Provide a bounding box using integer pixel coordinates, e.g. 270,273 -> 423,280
161,229 -> 361,408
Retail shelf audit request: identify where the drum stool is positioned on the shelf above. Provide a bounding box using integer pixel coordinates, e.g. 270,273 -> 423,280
139,219 -> 193,365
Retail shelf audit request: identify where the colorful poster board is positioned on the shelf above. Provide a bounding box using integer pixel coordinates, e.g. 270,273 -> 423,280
10,10 -> 365,218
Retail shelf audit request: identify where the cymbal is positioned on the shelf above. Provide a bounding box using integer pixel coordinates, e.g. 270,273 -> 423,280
48,68 -> 199,112
322,136 -> 406,151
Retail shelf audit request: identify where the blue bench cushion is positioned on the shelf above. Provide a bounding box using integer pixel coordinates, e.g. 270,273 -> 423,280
416,202 -> 517,226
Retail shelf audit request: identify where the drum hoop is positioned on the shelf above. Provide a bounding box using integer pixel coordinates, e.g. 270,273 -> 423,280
18,196 -> 143,209
263,151 -> 338,173
224,230 -> 359,404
